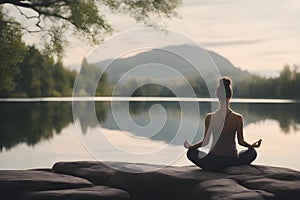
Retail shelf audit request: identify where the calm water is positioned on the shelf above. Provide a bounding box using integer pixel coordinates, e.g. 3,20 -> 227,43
1,99 -> 300,170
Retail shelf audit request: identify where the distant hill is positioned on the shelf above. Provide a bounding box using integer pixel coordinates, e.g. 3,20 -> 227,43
92,44 -> 253,84
72,45 -> 299,98
207,50 -> 252,81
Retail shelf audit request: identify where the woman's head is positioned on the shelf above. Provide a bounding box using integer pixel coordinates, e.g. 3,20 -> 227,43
216,77 -> 232,101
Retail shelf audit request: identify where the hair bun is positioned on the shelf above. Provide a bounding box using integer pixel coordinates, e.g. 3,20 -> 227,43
219,77 -> 231,87
217,77 -> 233,99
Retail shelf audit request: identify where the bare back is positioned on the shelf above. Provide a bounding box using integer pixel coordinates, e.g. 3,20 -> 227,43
206,110 -> 243,157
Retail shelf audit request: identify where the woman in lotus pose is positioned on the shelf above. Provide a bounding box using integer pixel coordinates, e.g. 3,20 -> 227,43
184,77 -> 262,171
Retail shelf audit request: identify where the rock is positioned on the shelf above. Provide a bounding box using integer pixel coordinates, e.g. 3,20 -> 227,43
52,161 -> 228,200
223,164 -> 264,176
0,169 -> 92,200
53,161 -> 300,200
24,185 -> 131,200
106,163 -> 300,200
53,161 -> 117,185
225,165 -> 300,199
255,165 -> 300,180
106,164 -> 228,200
2,161 -> 300,200
191,178 -> 275,200
243,178 -> 300,200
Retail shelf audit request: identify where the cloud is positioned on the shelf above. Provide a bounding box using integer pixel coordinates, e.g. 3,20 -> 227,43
184,0 -> 235,6
258,51 -> 288,57
203,39 -> 264,47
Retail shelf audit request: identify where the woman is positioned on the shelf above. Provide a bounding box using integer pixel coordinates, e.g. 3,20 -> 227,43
184,77 -> 262,171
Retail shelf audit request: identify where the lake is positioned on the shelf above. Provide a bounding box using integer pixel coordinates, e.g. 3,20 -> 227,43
1,98 -> 300,171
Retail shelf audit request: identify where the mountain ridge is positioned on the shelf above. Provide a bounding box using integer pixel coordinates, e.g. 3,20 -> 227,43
91,44 -> 253,84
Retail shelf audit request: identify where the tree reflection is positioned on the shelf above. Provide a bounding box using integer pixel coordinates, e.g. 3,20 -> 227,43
0,102 -> 73,151
123,102 -> 300,136
73,101 -> 109,134
232,103 -> 300,134
0,101 -> 299,151
0,101 -> 109,151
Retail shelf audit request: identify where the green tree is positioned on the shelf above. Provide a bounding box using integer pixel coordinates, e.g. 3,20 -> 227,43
277,65 -> 298,98
0,0 -> 181,56
0,0 -> 180,95
52,61 -> 76,96
233,65 -> 300,99
74,58 -> 111,96
15,46 -> 53,96
13,46 -> 76,97
0,8 -> 26,93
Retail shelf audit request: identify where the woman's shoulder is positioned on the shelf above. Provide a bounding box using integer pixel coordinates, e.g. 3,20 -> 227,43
204,112 -> 215,122
205,112 -> 215,118
206,110 -> 243,120
230,110 -> 243,120
205,112 -> 212,119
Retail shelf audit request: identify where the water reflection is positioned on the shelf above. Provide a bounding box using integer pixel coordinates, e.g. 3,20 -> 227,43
231,103 -> 300,133
0,101 -> 299,151
74,101 -> 109,133
0,102 -> 73,151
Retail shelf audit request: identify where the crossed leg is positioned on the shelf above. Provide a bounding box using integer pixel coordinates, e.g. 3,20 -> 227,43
187,148 -> 257,171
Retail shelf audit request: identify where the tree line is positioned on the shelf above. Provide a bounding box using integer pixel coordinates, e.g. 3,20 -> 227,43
1,38 -> 299,99
233,65 -> 300,99
117,65 -> 300,99
0,46 -> 77,97
1,7 -> 77,97
2,56 -> 299,99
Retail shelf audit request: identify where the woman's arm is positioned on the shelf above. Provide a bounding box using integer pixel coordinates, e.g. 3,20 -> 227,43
184,114 -> 211,149
237,115 -> 262,148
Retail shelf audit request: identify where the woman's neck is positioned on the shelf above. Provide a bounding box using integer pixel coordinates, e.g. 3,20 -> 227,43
218,99 -> 230,112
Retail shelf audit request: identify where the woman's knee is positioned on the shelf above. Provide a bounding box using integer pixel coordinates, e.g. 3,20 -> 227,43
187,149 -> 197,161
239,148 -> 257,164
247,147 -> 257,159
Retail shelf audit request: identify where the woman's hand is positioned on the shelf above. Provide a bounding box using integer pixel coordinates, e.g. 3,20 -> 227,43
184,141 -> 192,149
251,139 -> 262,148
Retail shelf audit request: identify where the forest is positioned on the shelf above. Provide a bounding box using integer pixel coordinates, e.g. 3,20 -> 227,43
0,46 -> 76,97
233,65 -> 300,99
123,65 -> 300,99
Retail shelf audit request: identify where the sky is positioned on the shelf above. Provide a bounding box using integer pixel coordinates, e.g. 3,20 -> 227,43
7,0 -> 300,74
170,0 -> 300,72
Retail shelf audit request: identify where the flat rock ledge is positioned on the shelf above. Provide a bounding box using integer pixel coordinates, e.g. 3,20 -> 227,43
1,161 -> 300,200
